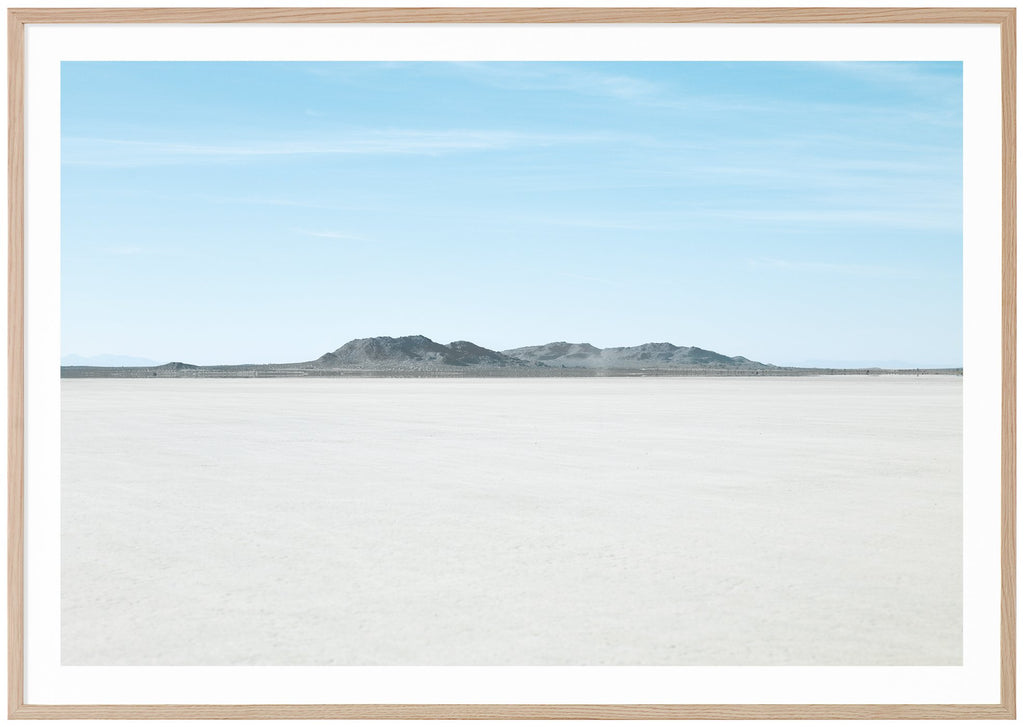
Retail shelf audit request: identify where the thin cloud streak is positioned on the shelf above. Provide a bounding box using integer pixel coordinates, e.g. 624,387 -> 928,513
296,229 -> 367,241
722,208 -> 960,231
558,271 -> 623,287
62,129 -> 628,167
516,203 -> 960,234
452,62 -> 660,100
449,62 -> 960,129
100,245 -> 147,256
96,245 -> 183,257
747,257 -> 927,278
820,61 -> 962,94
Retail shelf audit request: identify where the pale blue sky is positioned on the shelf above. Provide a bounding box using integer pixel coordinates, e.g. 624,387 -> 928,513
61,61 -> 962,367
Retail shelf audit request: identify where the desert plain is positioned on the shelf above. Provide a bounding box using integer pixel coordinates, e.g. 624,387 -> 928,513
61,375 -> 962,665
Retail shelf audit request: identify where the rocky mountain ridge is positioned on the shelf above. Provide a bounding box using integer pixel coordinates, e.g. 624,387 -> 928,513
312,335 -> 529,370
60,335 -> 960,378
503,340 -> 768,370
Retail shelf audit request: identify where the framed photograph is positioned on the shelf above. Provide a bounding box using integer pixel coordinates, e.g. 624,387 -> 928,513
7,6 -> 1016,719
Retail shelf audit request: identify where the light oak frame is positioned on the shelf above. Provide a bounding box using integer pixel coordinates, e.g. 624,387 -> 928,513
7,7 -> 1017,719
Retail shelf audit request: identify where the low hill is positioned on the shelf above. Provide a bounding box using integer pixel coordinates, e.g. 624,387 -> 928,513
503,341 -> 772,370
310,335 -> 530,371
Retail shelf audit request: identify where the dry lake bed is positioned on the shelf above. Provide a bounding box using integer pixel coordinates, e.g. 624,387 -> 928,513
61,376 -> 962,665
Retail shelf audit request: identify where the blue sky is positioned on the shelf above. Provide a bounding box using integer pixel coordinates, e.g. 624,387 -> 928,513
61,61 -> 962,367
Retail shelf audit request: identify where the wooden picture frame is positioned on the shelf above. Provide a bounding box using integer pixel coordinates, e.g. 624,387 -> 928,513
7,7 -> 1016,719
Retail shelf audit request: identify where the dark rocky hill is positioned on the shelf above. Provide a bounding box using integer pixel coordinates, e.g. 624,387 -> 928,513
311,335 -> 530,371
503,341 -> 772,370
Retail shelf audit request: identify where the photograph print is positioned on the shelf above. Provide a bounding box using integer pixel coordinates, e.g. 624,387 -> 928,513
60,61 -> 963,666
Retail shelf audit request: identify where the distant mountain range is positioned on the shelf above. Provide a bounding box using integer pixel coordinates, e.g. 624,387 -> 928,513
60,335 -> 960,378
504,341 -> 766,370
61,353 -> 165,367
305,335 -> 771,371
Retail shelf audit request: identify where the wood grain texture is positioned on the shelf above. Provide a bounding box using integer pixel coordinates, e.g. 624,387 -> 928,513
4,6 -> 1018,23
1001,7 -> 1018,721
3,703 -> 1018,720
7,8 -> 24,722
4,6 -> 1016,721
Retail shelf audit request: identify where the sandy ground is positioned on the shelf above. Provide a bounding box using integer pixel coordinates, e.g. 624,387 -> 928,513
61,376 -> 962,665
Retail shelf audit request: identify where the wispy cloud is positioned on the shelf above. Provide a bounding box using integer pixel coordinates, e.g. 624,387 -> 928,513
452,63 -> 660,101
295,229 -> 366,241
559,271 -> 622,287
514,199 -> 960,234
691,155 -> 958,181
95,244 -> 184,257
62,129 -> 624,167
451,62 -> 960,128
523,214 -> 678,233
747,257 -> 925,278
101,245 -> 148,255
820,61 -> 962,94
722,207 -> 960,231
203,196 -> 363,212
